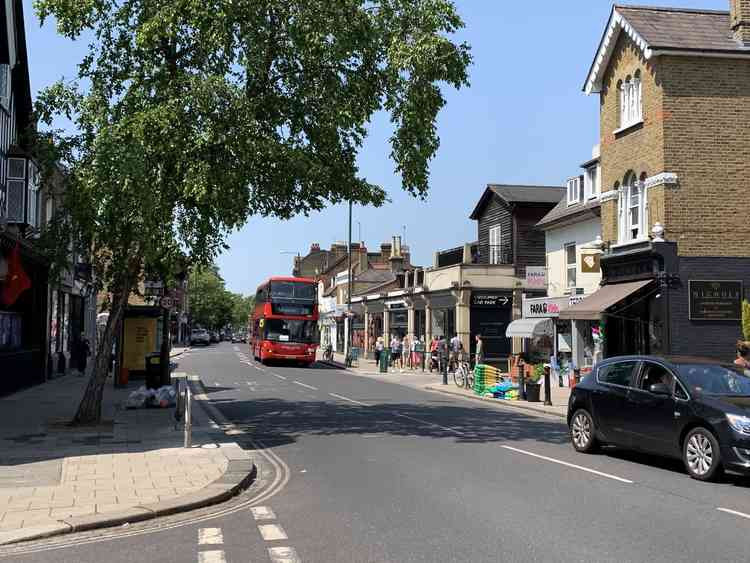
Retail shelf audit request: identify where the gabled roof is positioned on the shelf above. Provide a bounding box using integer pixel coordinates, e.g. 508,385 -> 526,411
536,197 -> 601,231
584,5 -> 750,94
469,184 -> 565,220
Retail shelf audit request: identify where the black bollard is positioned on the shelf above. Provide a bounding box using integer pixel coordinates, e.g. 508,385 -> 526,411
543,364 -> 552,406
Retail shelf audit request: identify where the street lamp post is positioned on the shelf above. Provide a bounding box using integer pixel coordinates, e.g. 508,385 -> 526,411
346,200 -> 353,366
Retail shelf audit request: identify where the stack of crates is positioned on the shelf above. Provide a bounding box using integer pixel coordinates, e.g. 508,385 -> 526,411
473,364 -> 502,395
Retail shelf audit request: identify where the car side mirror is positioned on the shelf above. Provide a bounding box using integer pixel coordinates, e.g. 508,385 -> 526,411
649,383 -> 671,396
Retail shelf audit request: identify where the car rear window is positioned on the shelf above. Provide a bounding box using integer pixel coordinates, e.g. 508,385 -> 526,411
597,361 -> 638,388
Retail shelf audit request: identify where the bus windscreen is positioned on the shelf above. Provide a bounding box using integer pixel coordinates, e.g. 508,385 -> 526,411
270,281 -> 316,300
264,319 -> 318,343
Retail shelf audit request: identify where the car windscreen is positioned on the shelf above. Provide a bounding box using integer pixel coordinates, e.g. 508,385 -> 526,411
264,319 -> 318,343
270,281 -> 316,300
678,363 -> 750,396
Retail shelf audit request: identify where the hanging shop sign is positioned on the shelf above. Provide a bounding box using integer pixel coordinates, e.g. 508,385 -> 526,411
471,292 -> 511,308
523,296 -> 569,318
688,280 -> 743,321
525,267 -> 547,289
580,253 -> 601,274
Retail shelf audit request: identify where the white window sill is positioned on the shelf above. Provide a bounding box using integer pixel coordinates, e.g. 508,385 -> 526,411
613,120 -> 643,136
611,237 -> 650,250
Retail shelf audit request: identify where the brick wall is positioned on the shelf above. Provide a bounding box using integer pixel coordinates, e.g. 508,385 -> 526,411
661,55 -> 750,257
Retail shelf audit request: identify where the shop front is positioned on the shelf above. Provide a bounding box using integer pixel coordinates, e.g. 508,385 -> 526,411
0,238 -> 49,396
386,300 -> 408,339
470,291 -> 512,362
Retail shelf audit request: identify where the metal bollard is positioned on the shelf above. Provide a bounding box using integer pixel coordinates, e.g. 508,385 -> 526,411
184,385 -> 192,448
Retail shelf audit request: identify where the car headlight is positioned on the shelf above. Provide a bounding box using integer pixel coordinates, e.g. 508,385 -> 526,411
726,414 -> 750,435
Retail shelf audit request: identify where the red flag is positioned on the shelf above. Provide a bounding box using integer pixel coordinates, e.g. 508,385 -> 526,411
2,243 -> 31,305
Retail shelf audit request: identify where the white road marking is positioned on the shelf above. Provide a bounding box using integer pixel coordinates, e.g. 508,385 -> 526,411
394,413 -> 466,436
329,393 -> 369,406
197,550 -> 226,563
272,373 -> 287,380
500,445 -> 633,484
717,507 -> 750,520
293,381 -> 317,390
268,546 -> 301,563
198,527 -> 223,545
250,506 -> 276,520
258,524 -> 288,541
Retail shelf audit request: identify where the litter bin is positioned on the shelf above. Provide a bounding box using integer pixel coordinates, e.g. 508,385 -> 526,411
525,382 -> 541,402
379,348 -> 390,373
145,353 -> 162,390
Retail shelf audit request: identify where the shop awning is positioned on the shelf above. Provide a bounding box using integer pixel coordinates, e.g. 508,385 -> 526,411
558,279 -> 653,320
505,317 -> 554,338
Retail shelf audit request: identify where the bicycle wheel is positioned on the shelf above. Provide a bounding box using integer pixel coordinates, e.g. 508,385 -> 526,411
453,366 -> 465,388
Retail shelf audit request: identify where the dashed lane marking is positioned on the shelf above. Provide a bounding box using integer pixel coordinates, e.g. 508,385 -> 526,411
293,381 -> 318,391
272,373 -> 287,380
258,524 -> 288,541
250,506 -> 276,520
717,507 -> 750,520
500,445 -> 633,484
198,528 -> 223,545
268,546 -> 302,563
329,393 -> 369,407
197,550 -> 226,563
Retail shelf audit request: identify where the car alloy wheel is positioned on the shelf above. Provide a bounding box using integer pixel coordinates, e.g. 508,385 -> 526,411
570,409 -> 598,453
684,427 -> 722,481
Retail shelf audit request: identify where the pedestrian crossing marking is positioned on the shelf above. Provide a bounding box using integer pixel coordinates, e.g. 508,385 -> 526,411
197,550 -> 226,563
258,523 -> 288,541
198,527 -> 224,545
250,506 -> 276,520
268,546 -> 301,563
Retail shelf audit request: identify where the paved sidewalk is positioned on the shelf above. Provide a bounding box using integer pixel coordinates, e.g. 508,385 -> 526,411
0,370 -> 253,545
318,350 -> 572,418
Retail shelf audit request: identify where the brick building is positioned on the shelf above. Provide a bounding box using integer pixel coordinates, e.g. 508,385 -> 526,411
561,2 -> 750,360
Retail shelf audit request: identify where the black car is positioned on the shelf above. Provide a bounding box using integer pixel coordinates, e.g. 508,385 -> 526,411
568,355 -> 750,481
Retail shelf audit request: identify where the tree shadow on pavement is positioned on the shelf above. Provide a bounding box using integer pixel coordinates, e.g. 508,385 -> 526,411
213,397 -> 571,448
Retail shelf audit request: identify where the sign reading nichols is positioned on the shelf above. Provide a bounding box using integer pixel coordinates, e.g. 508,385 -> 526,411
688,280 -> 743,321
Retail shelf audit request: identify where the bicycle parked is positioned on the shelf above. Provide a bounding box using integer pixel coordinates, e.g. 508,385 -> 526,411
452,352 -> 474,389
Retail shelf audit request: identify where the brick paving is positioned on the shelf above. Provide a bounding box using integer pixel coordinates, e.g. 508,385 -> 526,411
0,363 -> 244,535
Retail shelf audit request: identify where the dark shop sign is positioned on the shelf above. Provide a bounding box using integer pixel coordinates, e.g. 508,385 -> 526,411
471,292 -> 511,308
688,280 -> 743,321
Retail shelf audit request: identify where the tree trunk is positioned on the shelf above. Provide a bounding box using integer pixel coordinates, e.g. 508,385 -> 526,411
73,277 -> 132,425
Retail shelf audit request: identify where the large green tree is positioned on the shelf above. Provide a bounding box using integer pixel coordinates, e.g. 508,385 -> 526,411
33,0 -> 471,423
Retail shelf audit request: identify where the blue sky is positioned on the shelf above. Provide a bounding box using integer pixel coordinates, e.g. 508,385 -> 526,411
23,0 -> 728,295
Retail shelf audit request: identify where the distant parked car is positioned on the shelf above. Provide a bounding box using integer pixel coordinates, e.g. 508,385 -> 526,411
568,355 -> 750,481
190,329 -> 210,346
210,331 -> 220,343
232,332 -> 247,343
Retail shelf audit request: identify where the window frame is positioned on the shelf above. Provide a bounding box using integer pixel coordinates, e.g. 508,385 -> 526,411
584,164 -> 599,200
488,225 -> 503,264
564,242 -> 577,289
618,172 -> 647,243
567,176 -> 583,205
636,360 -> 691,401
596,360 -> 640,389
618,71 -> 643,130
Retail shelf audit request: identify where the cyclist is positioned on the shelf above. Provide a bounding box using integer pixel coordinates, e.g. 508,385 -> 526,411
449,334 -> 462,373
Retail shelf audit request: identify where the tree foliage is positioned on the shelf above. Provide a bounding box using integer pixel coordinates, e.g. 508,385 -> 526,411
743,299 -> 750,342
32,0 -> 471,422
189,265 -> 253,330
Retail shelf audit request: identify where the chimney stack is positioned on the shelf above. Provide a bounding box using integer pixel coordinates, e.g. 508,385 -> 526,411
310,243 -> 320,252
389,235 -> 404,271
730,0 -> 750,43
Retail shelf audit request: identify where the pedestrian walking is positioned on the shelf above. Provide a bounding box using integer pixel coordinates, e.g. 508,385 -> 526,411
375,336 -> 384,364
735,340 -> 750,370
72,332 -> 91,376
475,333 -> 484,366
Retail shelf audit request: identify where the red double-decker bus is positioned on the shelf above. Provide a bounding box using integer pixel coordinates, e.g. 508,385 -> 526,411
250,276 -> 318,366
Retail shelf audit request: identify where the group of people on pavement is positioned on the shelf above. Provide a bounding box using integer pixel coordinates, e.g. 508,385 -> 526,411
372,332 -> 484,372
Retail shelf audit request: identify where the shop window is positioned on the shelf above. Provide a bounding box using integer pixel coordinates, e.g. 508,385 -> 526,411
565,243 -> 577,289
597,360 -> 638,388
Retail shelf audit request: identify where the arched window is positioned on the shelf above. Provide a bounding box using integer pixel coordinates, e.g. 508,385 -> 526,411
619,71 -> 643,128
618,172 -> 646,242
